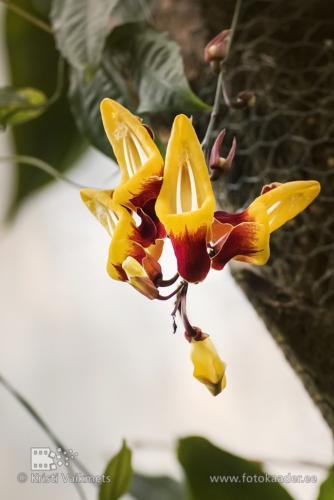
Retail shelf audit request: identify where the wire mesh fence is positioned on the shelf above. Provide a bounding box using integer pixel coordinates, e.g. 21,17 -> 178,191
206,0 -> 334,306
194,0 -> 334,430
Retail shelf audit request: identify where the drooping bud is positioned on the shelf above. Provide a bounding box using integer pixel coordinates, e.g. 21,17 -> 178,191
209,131 -> 236,181
122,256 -> 159,300
205,30 -> 230,64
190,336 -> 227,396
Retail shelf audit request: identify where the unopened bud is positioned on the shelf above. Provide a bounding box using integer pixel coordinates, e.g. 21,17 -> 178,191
209,131 -> 236,181
122,256 -> 159,300
190,336 -> 227,396
205,30 -> 230,64
235,90 -> 256,108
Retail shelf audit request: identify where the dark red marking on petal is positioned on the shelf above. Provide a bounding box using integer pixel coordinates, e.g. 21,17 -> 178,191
142,198 -> 167,240
131,209 -> 157,248
214,209 -> 255,226
211,223 -> 260,270
129,174 -> 163,210
170,225 -> 211,283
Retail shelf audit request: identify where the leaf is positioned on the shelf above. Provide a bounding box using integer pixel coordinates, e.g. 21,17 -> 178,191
99,440 -> 133,500
129,473 -> 186,500
317,472 -> 334,500
50,0 -> 160,75
178,437 -> 294,500
50,0 -> 118,74
107,22 -> 211,113
109,0 -> 159,26
5,0 -> 87,217
68,55 -> 132,159
0,87 -> 47,126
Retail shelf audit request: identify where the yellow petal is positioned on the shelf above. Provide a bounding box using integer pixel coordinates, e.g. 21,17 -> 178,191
254,180 -> 320,233
80,188 -> 154,282
100,98 -> 164,211
190,337 -> 226,396
80,189 -> 121,237
155,115 -> 216,282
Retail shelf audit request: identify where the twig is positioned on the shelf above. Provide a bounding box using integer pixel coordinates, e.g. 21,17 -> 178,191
0,373 -> 95,499
201,0 -> 243,151
0,155 -> 88,189
0,0 -> 53,34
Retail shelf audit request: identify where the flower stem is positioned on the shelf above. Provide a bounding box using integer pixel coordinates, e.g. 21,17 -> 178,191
201,0 -> 243,151
0,0 -> 53,34
155,272 -> 179,288
157,281 -> 185,301
0,155 -> 88,189
0,373 -> 93,499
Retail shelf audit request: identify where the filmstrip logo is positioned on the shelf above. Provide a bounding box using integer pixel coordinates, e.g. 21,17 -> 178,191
31,447 -> 78,471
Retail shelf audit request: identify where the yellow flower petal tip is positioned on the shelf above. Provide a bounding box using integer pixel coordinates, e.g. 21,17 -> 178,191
256,180 -> 321,233
100,98 -> 164,211
190,337 -> 227,396
156,114 -> 215,283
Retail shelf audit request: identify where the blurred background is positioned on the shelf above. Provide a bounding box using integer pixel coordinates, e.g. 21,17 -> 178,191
0,2 -> 333,500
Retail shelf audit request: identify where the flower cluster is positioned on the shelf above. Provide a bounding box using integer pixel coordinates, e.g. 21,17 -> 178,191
81,98 -> 320,396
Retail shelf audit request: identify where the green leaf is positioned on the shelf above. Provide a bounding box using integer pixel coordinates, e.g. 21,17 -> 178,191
317,472 -> 334,500
68,55 -> 132,159
129,473 -> 186,500
5,0 -> 87,217
178,437 -> 294,500
99,440 -> 133,500
107,22 -> 211,113
0,87 -> 47,126
50,0 -> 118,74
50,0 -> 159,75
109,0 -> 159,25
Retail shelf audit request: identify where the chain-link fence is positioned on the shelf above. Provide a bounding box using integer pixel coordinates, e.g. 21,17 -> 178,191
195,0 -> 334,431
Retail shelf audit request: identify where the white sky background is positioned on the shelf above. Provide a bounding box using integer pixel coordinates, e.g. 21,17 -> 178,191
0,6 -> 333,500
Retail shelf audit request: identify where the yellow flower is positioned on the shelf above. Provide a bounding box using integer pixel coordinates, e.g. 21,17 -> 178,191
190,337 -> 227,396
80,189 -> 160,298
211,180 -> 320,270
156,114 -> 216,283
100,98 -> 164,212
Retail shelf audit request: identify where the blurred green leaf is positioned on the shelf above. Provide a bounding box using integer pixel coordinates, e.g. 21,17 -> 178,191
317,472 -> 334,500
99,440 -> 133,500
178,437 -> 294,500
68,56 -> 132,159
0,87 -> 47,126
109,0 -> 159,25
50,0 -> 160,75
5,0 -> 87,217
107,22 -> 211,113
50,0 -> 118,74
129,473 -> 186,500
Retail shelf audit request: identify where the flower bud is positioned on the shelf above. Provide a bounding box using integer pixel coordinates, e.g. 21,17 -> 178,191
209,130 -> 236,181
122,256 -> 159,300
190,336 -> 227,396
236,90 -> 256,108
205,30 -> 230,64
